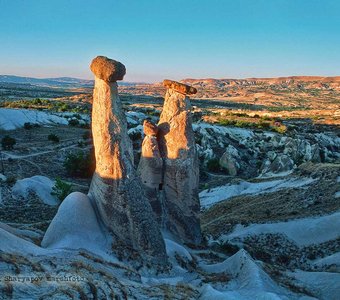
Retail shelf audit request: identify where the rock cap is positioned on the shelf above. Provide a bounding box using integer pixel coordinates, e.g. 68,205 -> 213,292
163,79 -> 197,95
90,56 -> 126,82
143,119 -> 158,136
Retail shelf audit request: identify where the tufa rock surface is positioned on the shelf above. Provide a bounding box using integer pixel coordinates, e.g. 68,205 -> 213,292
137,120 -> 163,224
88,56 -> 167,264
163,79 -> 197,95
143,119 -> 159,136
139,80 -> 202,245
90,56 -> 126,82
42,192 -> 107,251
219,145 -> 240,176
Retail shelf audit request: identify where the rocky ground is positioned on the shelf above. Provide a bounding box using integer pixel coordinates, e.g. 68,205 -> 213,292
0,80 -> 339,299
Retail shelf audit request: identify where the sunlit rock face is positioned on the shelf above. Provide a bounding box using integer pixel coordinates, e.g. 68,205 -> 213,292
88,56 -> 167,264
137,120 -> 163,223
139,80 -> 202,245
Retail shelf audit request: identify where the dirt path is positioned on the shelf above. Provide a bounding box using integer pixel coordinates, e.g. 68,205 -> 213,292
1,144 -> 78,159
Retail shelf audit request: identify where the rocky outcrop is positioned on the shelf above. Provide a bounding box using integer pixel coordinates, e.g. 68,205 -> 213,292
163,79 -> 197,95
139,80 -> 202,245
90,56 -> 126,82
88,56 -> 167,264
260,154 -> 296,175
193,122 -> 340,178
219,145 -> 240,176
41,192 -> 107,251
137,120 -> 163,223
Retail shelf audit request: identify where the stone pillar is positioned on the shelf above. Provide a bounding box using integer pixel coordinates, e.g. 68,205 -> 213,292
138,79 -> 202,245
137,120 -> 163,224
88,56 -> 167,264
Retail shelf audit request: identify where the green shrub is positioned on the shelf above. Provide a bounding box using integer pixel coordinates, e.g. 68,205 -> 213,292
217,118 -> 256,128
5,176 -> 17,186
260,115 -> 273,121
58,103 -> 70,112
72,113 -> 81,120
218,119 -> 236,126
220,242 -> 240,255
82,131 -> 91,140
64,150 -> 95,178
257,121 -> 271,129
272,125 -> 287,134
77,140 -> 86,147
24,122 -> 33,130
51,177 -> 72,201
1,135 -> 16,150
233,112 -> 249,118
80,122 -> 90,129
68,118 -> 80,126
48,134 -> 60,143
265,208 -> 272,217
0,99 -> 91,114
235,120 -> 253,128
32,98 -> 42,105
146,110 -> 160,117
195,135 -> 203,145
206,158 -> 220,172
129,131 -> 142,142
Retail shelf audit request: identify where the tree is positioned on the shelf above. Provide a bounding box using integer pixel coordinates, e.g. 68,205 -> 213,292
206,158 -> 220,172
51,177 -> 72,201
48,134 -> 60,143
64,150 -> 95,178
68,118 -> 80,126
24,122 -> 33,130
1,135 -> 16,150
82,131 -> 91,140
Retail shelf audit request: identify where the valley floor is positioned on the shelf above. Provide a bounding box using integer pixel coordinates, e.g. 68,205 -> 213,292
0,103 -> 339,299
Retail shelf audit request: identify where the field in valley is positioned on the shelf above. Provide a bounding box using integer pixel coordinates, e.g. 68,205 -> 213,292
0,76 -> 339,299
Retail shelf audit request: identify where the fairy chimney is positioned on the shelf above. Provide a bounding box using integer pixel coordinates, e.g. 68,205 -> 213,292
138,79 -> 202,245
137,120 -> 163,223
88,56 -> 167,264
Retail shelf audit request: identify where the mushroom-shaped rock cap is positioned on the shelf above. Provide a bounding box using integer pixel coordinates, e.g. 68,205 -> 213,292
163,79 -> 197,95
143,119 -> 158,136
90,56 -> 126,82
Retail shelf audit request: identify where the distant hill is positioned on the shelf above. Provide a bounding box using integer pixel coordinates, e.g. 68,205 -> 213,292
116,75 -> 340,103
178,76 -> 340,99
0,75 -> 145,89
181,76 -> 340,88
0,75 -> 94,88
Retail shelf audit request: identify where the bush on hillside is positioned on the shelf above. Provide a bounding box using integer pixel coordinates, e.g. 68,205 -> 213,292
48,134 -> 60,143
64,150 -> 95,178
68,118 -> 80,126
206,158 -> 220,172
82,131 -> 91,140
24,122 -> 33,130
1,135 -> 16,150
51,177 -> 72,201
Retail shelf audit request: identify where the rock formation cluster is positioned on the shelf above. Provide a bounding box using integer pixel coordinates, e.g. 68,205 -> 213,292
87,56 -> 167,264
42,56 -> 202,265
137,120 -> 164,224
138,80 -> 202,245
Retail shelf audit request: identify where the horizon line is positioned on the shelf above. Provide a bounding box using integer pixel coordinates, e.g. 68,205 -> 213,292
1,73 -> 340,84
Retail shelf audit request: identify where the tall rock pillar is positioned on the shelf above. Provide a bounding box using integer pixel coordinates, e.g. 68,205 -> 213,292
88,56 -> 167,264
137,120 -> 163,224
139,79 -> 202,245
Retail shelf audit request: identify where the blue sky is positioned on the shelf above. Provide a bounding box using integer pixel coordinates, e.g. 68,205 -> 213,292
0,0 -> 339,82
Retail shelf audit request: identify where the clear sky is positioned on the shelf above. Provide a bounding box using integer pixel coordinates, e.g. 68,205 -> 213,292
0,0 -> 339,82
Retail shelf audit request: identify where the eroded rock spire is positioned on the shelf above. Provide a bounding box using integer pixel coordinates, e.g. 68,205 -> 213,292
88,56 -> 167,264
137,120 -> 163,224
139,79 -> 202,245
